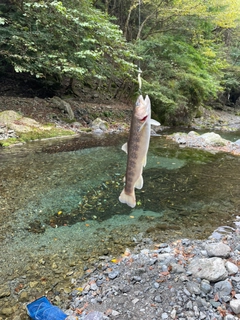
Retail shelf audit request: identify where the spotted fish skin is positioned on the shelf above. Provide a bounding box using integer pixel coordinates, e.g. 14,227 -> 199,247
119,95 -> 160,208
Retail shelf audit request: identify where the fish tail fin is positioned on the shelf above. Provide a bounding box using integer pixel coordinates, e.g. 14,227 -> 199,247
119,189 -> 136,208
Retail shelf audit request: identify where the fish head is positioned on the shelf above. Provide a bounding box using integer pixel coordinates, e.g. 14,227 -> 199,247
134,95 -> 151,125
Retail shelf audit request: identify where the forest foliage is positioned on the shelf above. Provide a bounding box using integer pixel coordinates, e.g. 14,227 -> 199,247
0,0 -> 240,124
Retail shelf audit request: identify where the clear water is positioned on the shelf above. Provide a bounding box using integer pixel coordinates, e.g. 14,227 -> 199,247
1,132 -> 240,299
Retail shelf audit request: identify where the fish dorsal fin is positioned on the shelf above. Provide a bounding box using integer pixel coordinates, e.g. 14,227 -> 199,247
150,119 -> 160,126
121,142 -> 128,154
135,174 -> 143,189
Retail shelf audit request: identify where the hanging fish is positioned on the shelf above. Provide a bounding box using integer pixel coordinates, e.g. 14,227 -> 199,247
119,95 -> 160,208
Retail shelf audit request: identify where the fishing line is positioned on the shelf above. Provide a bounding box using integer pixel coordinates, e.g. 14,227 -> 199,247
138,0 -> 142,94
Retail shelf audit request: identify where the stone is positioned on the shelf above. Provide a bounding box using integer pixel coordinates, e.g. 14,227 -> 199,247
132,298 -> 139,304
186,281 -> 201,295
0,110 -> 21,124
224,315 -> 239,320
225,261 -> 239,275
154,295 -> 162,303
200,132 -> 229,147
1,307 -> 13,316
91,118 -> 108,131
111,310 -> 120,316
188,257 -> 228,282
214,280 -> 232,299
171,263 -> 185,273
0,283 -> 11,298
200,279 -> 212,294
230,299 -> 240,314
205,243 -> 231,258
83,311 -> 104,320
108,270 -> 119,280
19,291 -> 29,302
50,96 -> 74,120
90,283 -> 98,291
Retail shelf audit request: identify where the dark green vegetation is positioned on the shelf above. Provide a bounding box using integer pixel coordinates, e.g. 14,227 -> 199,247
1,0 -> 240,125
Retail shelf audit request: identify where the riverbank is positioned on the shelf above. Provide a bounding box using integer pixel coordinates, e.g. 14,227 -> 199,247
62,226 -> 240,320
0,96 -> 132,147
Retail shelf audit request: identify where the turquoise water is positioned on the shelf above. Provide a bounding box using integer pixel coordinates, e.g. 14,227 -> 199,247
1,133 -> 240,290
1,133 -> 240,239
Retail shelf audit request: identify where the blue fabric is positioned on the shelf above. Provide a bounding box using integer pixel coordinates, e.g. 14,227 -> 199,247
26,296 -> 67,320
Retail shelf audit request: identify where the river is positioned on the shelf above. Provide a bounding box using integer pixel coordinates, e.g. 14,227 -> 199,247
1,131 -> 240,315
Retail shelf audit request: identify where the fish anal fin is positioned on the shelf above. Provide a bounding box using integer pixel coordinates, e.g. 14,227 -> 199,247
121,142 -> 128,154
135,174 -> 143,189
119,189 -> 136,208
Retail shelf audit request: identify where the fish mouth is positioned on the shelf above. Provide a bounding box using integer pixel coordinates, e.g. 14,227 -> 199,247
140,115 -> 148,122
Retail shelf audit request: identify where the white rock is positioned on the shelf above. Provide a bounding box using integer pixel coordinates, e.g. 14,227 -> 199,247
230,299 -> 240,314
224,315 -> 239,320
188,257 -> 228,282
205,243 -> 231,258
225,261 -> 239,275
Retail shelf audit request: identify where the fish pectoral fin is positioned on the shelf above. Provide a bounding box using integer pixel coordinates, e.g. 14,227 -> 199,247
150,119 -> 160,126
135,174 -> 143,189
138,122 -> 146,132
121,142 -> 128,154
119,189 -> 136,208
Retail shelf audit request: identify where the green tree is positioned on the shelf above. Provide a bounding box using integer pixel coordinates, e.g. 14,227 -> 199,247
0,0 -> 136,94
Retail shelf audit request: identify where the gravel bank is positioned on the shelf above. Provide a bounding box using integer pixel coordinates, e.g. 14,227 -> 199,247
61,224 -> 240,320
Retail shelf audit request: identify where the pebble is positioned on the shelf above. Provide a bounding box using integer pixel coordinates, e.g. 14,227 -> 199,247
200,279 -> 212,294
0,125 -> 17,140
225,261 -> 239,274
108,270 -> 119,280
230,299 -> 240,314
214,279 -> 232,299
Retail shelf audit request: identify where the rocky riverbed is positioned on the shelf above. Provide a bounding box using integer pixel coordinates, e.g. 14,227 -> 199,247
62,227 -> 240,320
2,226 -> 240,320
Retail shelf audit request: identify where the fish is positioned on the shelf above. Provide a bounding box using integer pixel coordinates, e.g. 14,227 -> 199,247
119,95 -> 160,208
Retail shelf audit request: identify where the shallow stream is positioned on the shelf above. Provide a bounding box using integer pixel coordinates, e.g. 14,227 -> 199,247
1,132 -> 240,312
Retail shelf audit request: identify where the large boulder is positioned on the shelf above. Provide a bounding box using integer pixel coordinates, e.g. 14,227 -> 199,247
200,132 -> 229,147
0,110 -> 50,133
0,110 -> 22,125
49,96 -> 75,120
